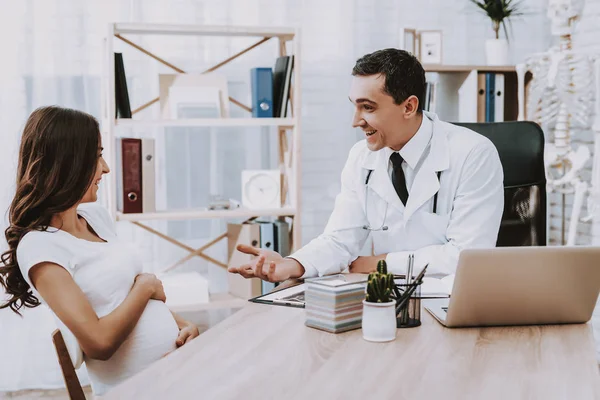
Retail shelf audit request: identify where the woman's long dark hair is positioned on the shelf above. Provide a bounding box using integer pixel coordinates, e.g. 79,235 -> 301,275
0,106 -> 100,315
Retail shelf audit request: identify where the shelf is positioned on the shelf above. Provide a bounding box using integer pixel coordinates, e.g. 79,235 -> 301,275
116,207 -> 297,222
424,65 -> 516,73
105,22 -> 303,255
114,23 -> 296,38
166,293 -> 247,312
114,118 -> 296,129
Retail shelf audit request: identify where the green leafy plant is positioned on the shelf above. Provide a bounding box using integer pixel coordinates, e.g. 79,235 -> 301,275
469,0 -> 524,40
366,260 -> 395,303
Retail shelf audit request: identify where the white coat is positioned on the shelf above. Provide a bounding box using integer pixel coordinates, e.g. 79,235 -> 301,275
290,111 -> 504,278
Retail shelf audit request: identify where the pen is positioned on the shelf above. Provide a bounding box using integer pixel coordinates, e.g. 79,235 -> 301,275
409,254 -> 415,287
405,255 -> 412,287
272,299 -> 303,307
403,254 -> 414,324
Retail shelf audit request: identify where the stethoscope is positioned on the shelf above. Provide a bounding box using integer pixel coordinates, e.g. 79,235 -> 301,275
362,169 -> 441,231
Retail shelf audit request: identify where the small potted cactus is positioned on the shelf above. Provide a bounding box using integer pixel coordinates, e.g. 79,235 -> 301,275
362,259 -> 397,342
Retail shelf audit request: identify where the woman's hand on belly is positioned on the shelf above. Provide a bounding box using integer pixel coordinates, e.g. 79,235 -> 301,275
134,273 -> 166,302
176,322 -> 200,347
170,311 -> 200,347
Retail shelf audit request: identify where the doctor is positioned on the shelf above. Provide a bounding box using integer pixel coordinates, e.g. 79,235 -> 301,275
229,48 -> 504,282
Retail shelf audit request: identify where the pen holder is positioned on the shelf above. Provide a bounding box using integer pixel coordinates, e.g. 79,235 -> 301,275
394,280 -> 422,328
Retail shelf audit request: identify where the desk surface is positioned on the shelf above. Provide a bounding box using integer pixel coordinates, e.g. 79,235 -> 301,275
104,300 -> 600,400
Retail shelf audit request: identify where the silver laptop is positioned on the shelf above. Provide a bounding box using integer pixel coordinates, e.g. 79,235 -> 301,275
424,246 -> 600,328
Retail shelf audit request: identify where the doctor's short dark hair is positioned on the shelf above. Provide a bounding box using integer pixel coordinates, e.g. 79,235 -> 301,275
352,48 -> 426,113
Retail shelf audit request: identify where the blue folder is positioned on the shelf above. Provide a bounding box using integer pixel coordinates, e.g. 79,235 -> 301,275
485,73 -> 495,122
251,67 -> 273,118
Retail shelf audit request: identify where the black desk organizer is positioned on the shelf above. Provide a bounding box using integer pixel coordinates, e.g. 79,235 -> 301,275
394,279 -> 423,328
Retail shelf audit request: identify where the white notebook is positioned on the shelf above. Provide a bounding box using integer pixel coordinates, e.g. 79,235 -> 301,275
421,275 -> 454,297
395,275 -> 454,297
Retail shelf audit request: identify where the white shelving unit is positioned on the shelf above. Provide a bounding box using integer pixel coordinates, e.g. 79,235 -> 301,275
102,23 -> 301,312
116,207 -> 297,222
113,23 -> 296,38
115,118 -> 296,128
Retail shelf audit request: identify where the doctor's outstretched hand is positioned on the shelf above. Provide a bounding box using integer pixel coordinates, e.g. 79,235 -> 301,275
228,244 -> 305,283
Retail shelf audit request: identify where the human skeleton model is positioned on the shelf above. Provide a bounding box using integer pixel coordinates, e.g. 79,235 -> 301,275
516,0 -> 600,245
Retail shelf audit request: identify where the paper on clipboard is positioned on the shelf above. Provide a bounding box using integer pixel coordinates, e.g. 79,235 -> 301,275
249,274 -> 369,308
251,283 -> 306,307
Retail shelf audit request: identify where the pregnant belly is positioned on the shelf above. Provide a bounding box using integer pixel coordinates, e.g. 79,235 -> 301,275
85,300 -> 180,394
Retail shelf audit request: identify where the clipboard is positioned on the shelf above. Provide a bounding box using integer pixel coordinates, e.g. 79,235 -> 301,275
248,274 -> 369,308
249,282 -> 306,308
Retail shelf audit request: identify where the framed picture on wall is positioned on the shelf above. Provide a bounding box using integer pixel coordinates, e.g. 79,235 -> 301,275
400,28 -> 417,56
418,30 -> 443,65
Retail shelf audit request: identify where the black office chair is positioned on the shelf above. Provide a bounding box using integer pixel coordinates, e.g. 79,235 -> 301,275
453,121 -> 547,247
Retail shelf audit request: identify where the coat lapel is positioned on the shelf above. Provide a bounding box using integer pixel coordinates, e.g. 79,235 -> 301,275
361,148 -> 405,213
403,158 -> 440,220
404,113 -> 450,221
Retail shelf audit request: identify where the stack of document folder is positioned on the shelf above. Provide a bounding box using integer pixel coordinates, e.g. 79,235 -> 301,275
304,275 -> 367,333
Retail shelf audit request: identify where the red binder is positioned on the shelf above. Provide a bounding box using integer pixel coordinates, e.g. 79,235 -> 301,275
121,138 -> 143,213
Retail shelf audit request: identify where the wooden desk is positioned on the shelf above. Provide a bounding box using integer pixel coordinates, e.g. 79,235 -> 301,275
104,302 -> 600,399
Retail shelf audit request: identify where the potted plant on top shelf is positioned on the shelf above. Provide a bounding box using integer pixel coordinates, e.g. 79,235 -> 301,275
469,0 -> 524,66
362,260 -> 397,342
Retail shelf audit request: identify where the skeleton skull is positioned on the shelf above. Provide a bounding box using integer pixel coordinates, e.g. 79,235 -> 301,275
547,0 -> 585,36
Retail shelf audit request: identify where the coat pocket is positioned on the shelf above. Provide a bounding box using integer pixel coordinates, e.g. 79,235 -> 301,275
410,211 -> 450,247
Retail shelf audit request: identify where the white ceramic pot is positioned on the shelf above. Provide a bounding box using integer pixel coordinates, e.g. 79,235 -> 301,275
485,38 -> 509,66
361,299 -> 397,342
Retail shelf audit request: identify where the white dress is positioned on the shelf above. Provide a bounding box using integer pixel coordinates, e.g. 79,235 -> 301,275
16,202 -> 179,396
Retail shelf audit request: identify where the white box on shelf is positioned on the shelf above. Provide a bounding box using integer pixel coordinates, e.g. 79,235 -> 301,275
159,73 -> 230,119
169,85 -> 222,119
158,271 -> 209,309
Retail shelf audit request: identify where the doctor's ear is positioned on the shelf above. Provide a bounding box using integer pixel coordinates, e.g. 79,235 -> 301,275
402,95 -> 419,118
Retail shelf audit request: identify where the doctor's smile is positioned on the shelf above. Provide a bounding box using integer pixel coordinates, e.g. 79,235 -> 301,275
364,129 -> 378,145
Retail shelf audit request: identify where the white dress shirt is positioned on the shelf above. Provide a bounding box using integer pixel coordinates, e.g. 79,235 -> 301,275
387,112 -> 434,194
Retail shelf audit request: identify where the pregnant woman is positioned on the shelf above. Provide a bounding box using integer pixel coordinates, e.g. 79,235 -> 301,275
0,106 -> 199,396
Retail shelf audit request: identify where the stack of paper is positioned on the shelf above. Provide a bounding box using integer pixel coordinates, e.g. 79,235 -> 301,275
304,275 -> 366,333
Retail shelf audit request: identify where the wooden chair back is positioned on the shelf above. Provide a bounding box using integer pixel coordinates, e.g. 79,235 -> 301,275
51,329 -> 87,400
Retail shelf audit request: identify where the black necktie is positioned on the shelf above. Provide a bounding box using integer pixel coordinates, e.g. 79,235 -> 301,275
390,152 -> 409,205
